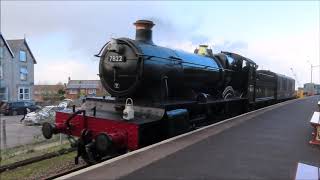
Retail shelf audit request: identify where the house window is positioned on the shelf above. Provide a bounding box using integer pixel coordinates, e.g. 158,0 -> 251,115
0,64 -> 3,79
88,89 -> 96,95
20,67 -> 28,80
0,87 -> 8,101
69,89 -> 78,94
0,47 -> 3,59
18,87 -> 30,100
19,50 -> 27,62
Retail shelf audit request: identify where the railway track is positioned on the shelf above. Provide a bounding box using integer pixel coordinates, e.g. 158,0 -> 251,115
0,148 -> 75,173
45,164 -> 89,180
44,155 -> 116,180
1,144 -> 120,180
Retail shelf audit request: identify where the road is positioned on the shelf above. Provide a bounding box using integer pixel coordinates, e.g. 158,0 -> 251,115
0,115 -> 42,149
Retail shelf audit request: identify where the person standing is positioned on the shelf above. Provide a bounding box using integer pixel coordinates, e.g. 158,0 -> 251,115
20,107 -> 30,123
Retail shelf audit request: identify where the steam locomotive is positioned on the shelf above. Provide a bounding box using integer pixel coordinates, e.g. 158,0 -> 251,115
42,20 -> 295,164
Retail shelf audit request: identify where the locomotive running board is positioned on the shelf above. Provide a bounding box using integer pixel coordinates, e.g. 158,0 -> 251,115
160,97 -> 247,110
82,97 -> 165,120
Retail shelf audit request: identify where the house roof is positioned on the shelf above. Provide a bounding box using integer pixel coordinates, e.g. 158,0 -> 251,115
7,39 -> 37,64
34,85 -> 65,91
0,33 -> 15,58
66,80 -> 101,89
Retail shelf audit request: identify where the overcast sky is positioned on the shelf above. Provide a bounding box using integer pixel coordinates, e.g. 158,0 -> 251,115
1,1 -> 319,88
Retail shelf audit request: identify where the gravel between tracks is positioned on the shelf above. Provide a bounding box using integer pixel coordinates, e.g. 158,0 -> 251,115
32,160 -> 86,180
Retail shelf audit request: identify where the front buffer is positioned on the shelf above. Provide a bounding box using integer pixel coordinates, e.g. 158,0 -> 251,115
41,99 -> 177,164
43,111 -> 139,164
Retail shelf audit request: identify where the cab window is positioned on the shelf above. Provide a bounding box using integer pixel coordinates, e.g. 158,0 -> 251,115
226,55 -> 235,66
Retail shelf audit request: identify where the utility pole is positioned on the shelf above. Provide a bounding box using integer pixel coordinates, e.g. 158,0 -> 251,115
307,60 -> 319,84
307,60 -> 312,83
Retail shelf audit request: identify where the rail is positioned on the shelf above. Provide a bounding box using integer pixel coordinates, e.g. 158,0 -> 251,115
0,148 -> 75,173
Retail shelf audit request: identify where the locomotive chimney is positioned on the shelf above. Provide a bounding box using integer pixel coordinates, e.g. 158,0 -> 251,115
134,20 -> 155,44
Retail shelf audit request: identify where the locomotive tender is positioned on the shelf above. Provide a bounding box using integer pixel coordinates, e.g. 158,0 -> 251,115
42,20 -> 295,164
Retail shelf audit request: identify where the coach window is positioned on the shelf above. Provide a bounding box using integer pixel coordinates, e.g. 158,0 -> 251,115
279,80 -> 282,91
282,79 -> 285,91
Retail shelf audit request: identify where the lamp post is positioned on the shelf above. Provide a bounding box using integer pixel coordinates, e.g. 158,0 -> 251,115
307,60 -> 320,84
306,60 -> 320,95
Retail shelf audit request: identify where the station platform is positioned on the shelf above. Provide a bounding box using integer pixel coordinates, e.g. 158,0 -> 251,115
60,96 -> 320,180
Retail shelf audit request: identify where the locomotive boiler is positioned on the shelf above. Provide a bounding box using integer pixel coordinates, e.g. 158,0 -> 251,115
42,20 -> 295,164
98,20 -> 254,102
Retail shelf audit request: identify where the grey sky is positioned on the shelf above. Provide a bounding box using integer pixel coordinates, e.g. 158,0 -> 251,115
1,1 -> 319,86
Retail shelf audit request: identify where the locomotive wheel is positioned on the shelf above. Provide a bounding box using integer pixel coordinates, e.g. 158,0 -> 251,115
76,129 -> 101,165
81,149 -> 102,165
78,140 -> 102,165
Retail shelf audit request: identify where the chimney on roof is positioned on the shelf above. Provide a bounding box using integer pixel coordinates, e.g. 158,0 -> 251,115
134,20 -> 155,44
68,77 -> 71,82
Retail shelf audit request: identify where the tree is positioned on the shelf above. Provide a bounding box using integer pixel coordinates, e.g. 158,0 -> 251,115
57,88 -> 65,100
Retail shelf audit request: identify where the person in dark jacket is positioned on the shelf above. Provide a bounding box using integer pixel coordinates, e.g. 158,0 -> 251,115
20,107 -> 30,122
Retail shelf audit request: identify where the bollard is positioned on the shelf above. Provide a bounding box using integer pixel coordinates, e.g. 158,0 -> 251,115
2,119 -> 7,149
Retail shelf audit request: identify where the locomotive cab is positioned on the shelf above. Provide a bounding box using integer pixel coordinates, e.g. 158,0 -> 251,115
212,51 -> 257,99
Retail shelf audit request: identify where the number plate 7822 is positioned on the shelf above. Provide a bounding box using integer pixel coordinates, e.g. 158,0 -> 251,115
108,55 -> 126,62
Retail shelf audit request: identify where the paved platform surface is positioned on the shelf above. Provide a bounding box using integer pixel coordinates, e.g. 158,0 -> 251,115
63,96 -> 320,180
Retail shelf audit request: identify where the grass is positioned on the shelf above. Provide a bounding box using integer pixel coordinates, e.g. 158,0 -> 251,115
1,134 -> 59,155
0,152 -> 77,180
0,142 -> 71,166
0,134 -> 72,166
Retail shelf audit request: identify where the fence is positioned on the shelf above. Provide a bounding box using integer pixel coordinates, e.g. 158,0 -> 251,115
0,116 -> 71,167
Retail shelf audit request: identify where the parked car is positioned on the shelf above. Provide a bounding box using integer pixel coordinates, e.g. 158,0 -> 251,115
23,106 -> 58,126
0,102 -> 7,114
58,99 -> 73,109
2,101 -> 41,116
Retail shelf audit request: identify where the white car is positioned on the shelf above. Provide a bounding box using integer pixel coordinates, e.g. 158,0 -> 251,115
23,106 -> 59,126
